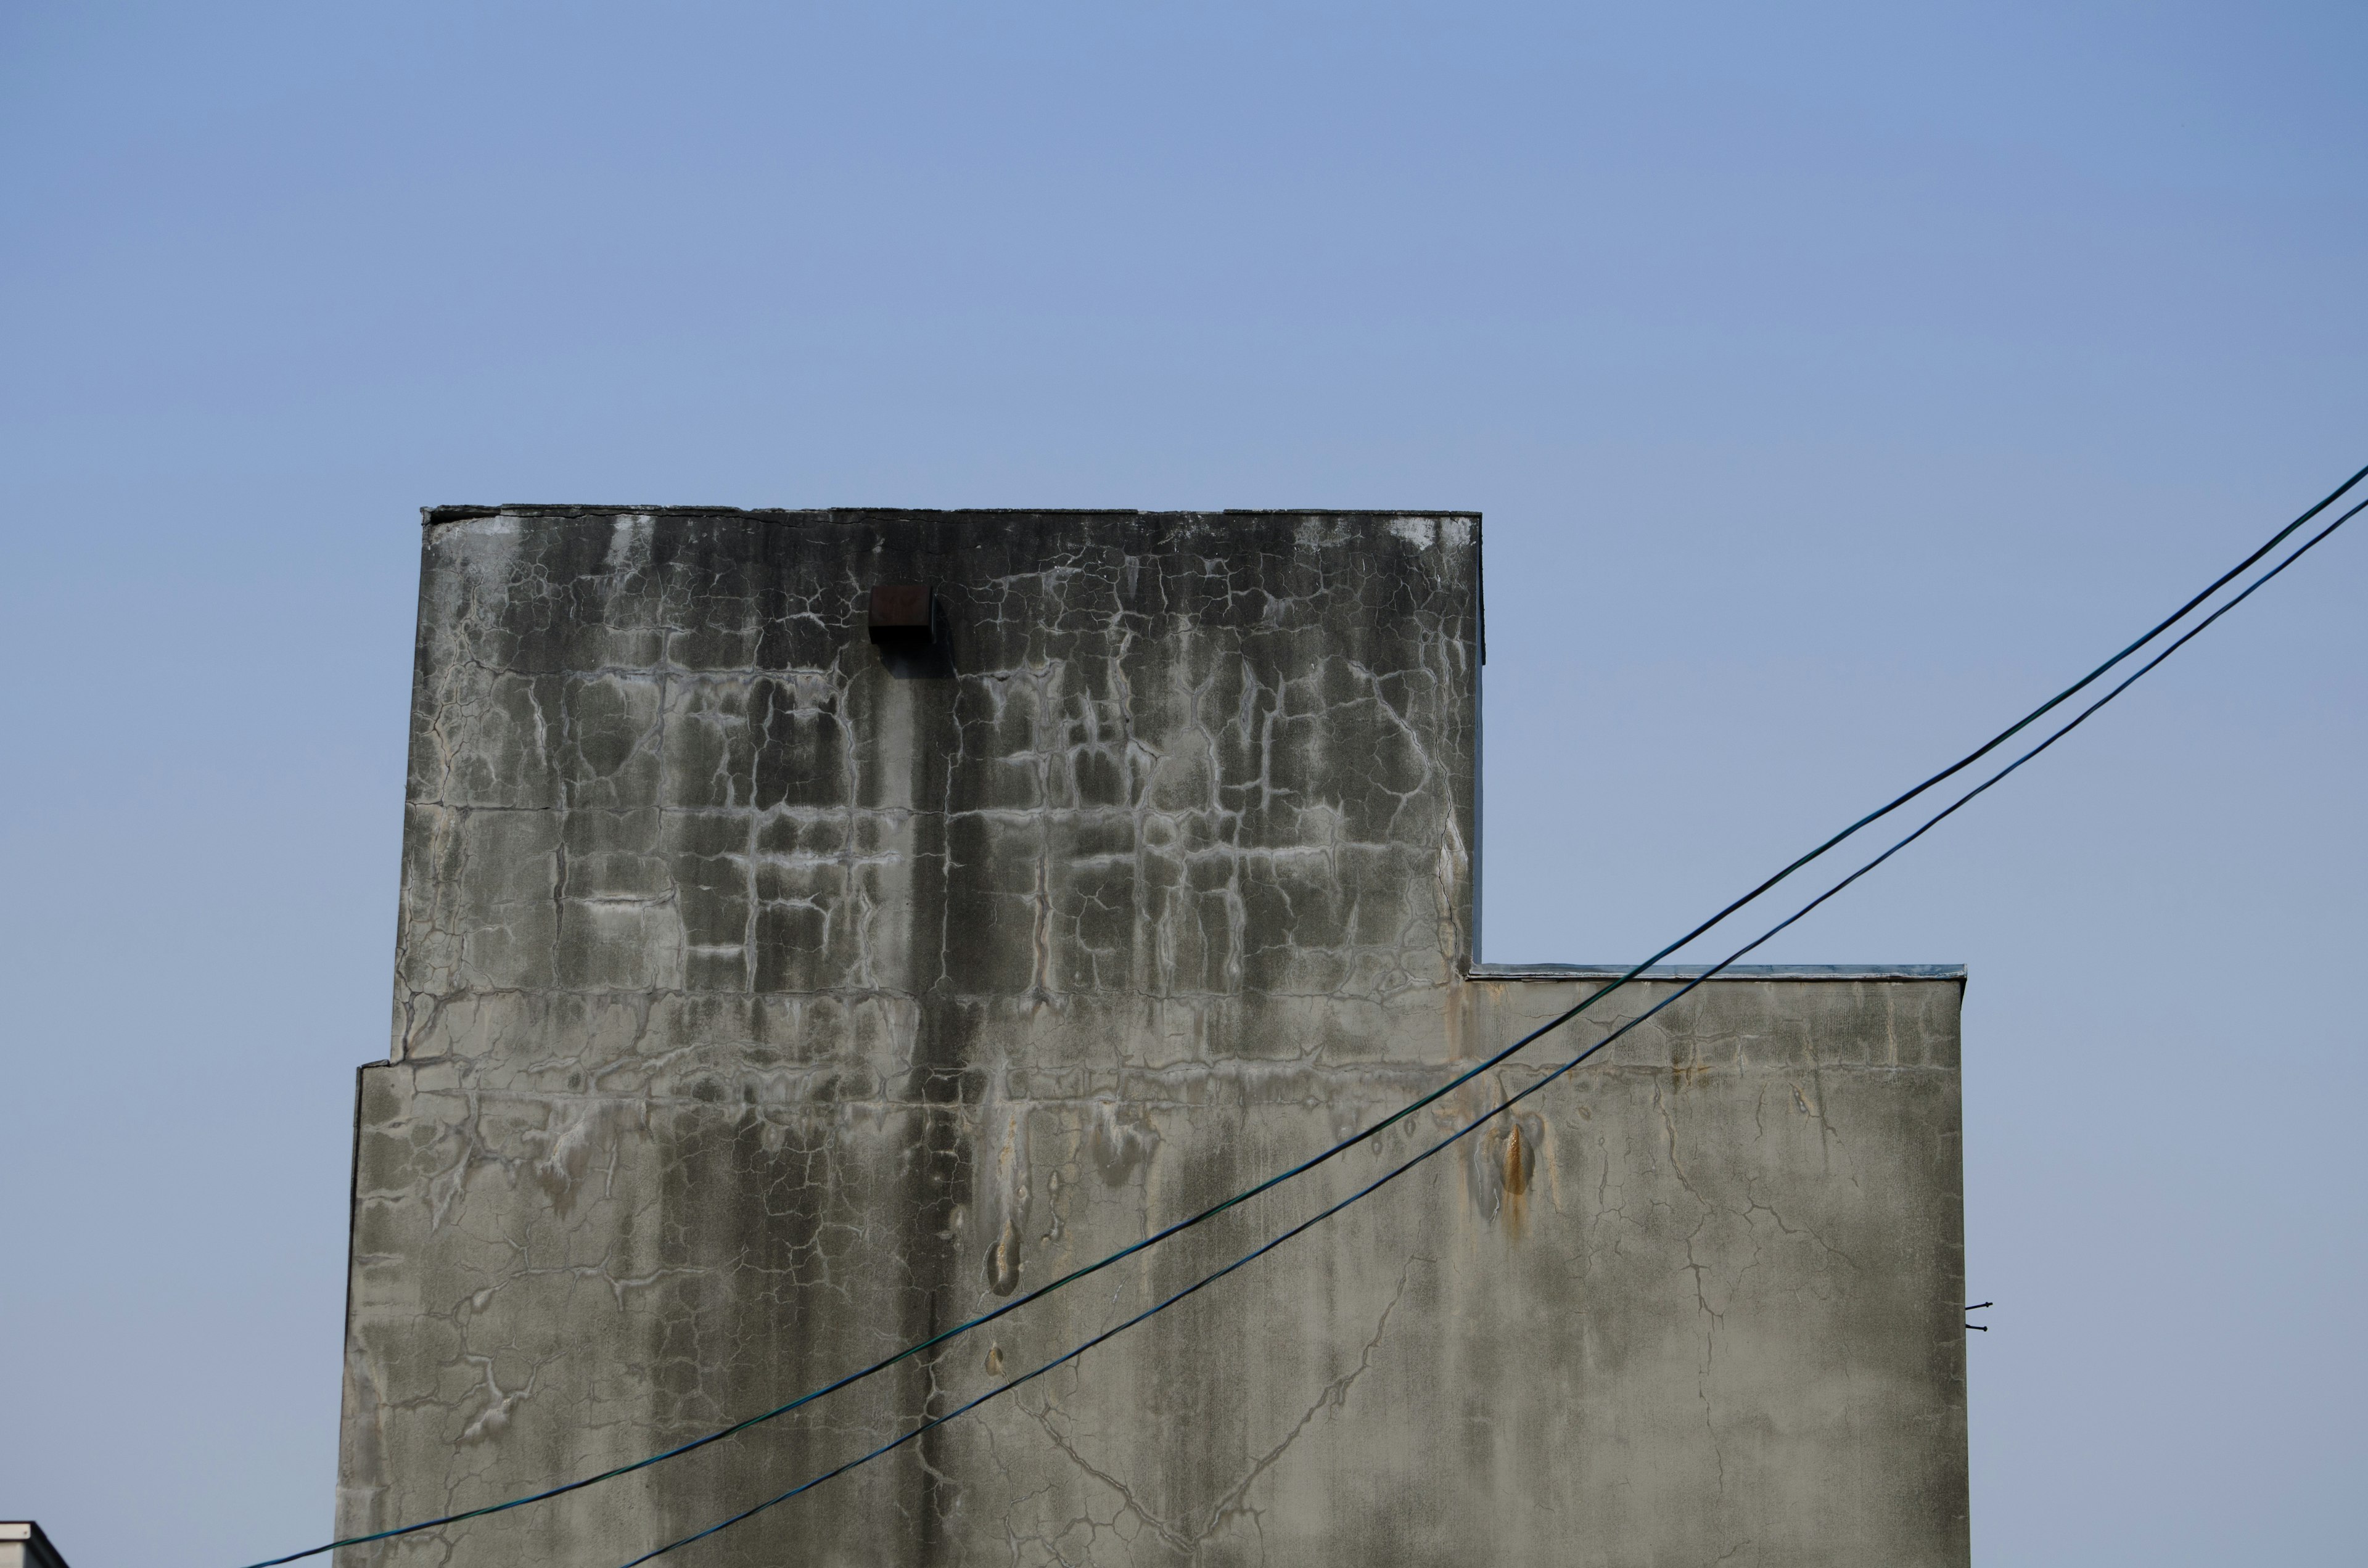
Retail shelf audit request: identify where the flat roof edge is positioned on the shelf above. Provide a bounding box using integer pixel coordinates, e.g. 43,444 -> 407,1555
422,504 -> 1482,527
1468,963 -> 1965,982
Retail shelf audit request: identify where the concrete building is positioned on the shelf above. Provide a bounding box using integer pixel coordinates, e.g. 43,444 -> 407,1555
337,507 -> 1967,1566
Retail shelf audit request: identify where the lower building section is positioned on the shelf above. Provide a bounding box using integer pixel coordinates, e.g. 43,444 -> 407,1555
337,973 -> 1966,1567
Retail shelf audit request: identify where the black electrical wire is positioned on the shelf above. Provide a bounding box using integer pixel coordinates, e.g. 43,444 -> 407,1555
615,489 -> 2364,1567
237,462 -> 2367,1568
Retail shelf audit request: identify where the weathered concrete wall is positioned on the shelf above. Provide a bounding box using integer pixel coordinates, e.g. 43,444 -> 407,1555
337,507 -> 1966,1567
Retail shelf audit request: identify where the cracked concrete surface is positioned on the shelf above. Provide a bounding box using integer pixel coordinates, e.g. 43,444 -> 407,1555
336,507 -> 1967,1566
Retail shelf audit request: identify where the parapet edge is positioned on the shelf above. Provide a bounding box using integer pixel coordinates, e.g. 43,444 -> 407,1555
421,504 -> 1483,527
1468,963 -> 1965,983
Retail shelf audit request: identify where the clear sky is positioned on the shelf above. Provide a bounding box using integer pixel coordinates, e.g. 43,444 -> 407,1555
2,4 -> 2361,1564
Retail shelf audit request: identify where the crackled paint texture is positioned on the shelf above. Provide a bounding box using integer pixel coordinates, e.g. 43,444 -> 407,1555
337,507 -> 1968,1567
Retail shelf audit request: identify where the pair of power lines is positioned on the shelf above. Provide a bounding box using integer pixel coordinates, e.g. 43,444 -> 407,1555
250,462 -> 2368,1568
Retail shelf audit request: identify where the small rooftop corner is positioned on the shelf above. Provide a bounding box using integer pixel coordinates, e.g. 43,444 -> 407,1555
0,1523 -> 72,1568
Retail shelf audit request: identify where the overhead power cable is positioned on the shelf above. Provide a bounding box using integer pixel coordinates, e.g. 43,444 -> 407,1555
238,462 -> 2367,1568
617,488 -> 2366,1567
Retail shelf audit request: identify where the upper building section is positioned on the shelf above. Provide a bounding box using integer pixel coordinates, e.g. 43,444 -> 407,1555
393,507 -> 1482,1064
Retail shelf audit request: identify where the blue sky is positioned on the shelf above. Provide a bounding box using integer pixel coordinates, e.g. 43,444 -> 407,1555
2,4 -> 2362,1564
